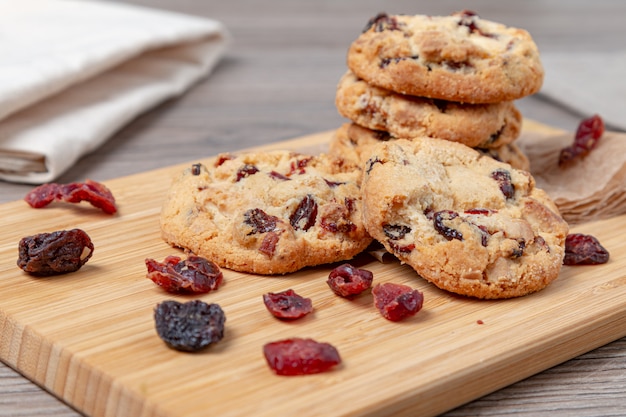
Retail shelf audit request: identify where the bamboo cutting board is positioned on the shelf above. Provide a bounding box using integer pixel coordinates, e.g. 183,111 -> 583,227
1,121 -> 626,417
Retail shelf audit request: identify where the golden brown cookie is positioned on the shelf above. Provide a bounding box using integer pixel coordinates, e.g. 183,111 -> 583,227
329,123 -> 529,171
335,71 -> 522,147
361,137 -> 568,299
160,151 -> 372,275
347,11 -> 544,103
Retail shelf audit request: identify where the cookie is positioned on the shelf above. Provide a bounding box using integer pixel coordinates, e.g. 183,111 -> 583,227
160,151 -> 372,275
335,71 -> 522,147
361,138 -> 568,299
329,123 -> 529,171
347,11 -> 544,103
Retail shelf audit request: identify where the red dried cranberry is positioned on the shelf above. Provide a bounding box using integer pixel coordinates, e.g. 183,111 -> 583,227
327,263 -> 374,297
145,255 -> 223,294
258,231 -> 280,258
290,195 -> 317,231
263,338 -> 341,376
244,208 -> 278,234
559,114 -> 605,166
25,179 -> 117,214
236,164 -> 259,181
215,154 -> 233,166
563,233 -> 610,265
372,282 -> 424,321
263,289 -> 313,320
17,229 -> 94,276
433,210 -> 463,241
154,299 -> 225,352
490,169 -> 515,199
288,156 -> 312,175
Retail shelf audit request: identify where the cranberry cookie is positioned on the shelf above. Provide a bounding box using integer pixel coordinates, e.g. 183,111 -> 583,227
361,138 -> 568,299
160,151 -> 372,275
329,123 -> 529,171
335,71 -> 522,147
347,11 -> 544,103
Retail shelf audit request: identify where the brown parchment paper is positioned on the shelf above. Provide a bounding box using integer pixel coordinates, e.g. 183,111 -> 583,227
518,129 -> 626,225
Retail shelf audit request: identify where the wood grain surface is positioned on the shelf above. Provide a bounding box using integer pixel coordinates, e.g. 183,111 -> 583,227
1,1 -> 626,416
1,123 -> 626,417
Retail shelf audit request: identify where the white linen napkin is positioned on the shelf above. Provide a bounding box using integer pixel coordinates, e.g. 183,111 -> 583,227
539,51 -> 626,131
0,0 -> 229,184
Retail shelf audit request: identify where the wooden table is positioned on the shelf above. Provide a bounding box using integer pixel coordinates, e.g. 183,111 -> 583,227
1,1 -> 624,415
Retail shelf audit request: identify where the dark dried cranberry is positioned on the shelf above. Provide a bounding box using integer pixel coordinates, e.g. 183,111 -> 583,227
290,195 -> 318,231
236,164 -> 259,181
324,179 -> 345,187
365,156 -> 383,174
490,169 -> 515,199
263,338 -> 341,376
244,208 -> 278,234
383,224 -> 411,240
17,229 -> 94,276
363,12 -> 403,32
564,233 -> 610,265
327,263 -> 374,297
559,114 -> 605,166
191,163 -> 203,175
145,255 -> 223,294
455,10 -> 496,38
154,300 -> 225,352
25,179 -> 117,214
372,282 -> 424,321
263,289 -> 313,320
380,55 -> 419,69
268,171 -> 290,181
511,239 -> 526,258
433,210 -> 463,241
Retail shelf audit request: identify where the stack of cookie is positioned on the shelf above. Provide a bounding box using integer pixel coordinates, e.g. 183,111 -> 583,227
330,10 -> 545,172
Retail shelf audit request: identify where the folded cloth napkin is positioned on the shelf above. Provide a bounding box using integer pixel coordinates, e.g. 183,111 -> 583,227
539,51 -> 626,131
0,0 -> 229,184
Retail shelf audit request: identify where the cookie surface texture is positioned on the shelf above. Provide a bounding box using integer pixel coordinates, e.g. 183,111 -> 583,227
335,71 -> 522,147
361,138 -> 568,299
160,151 -> 372,275
347,11 -> 544,103
329,123 -> 529,171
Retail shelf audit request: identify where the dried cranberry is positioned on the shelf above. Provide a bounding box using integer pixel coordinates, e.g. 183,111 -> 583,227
154,300 -> 225,352
17,229 -> 94,276
327,263 -> 374,297
490,169 -> 515,199
559,114 -> 605,166
236,164 -> 259,181
290,195 -> 318,231
383,224 -> 411,240
263,289 -> 313,320
25,179 -> 117,214
259,231 -> 280,258
191,163 -> 203,175
388,241 -> 415,253
288,156 -> 312,175
244,208 -> 278,234
455,10 -> 496,38
145,255 -> 223,294
563,233 -> 610,265
268,171 -> 290,181
433,210 -> 463,241
215,154 -> 233,166
372,282 -> 424,321
263,338 -> 341,376
363,13 -> 403,33
365,156 -> 384,174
